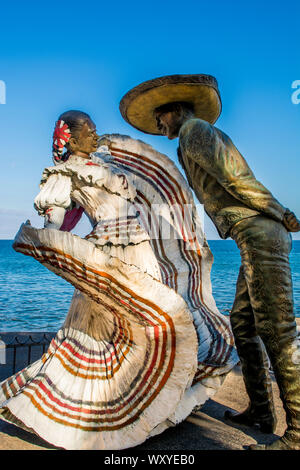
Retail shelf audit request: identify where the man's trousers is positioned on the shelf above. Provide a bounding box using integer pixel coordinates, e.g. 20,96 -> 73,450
230,215 -> 300,439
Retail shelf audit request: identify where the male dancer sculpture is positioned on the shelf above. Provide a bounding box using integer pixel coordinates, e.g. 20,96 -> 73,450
119,74 -> 300,450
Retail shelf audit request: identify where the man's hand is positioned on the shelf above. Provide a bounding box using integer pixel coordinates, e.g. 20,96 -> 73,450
283,209 -> 300,232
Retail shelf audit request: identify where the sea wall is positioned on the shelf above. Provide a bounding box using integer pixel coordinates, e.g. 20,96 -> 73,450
1,320 -> 299,382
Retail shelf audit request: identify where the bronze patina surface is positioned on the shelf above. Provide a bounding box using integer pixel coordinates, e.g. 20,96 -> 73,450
178,118 -> 286,239
179,117 -> 300,450
120,74 -> 300,450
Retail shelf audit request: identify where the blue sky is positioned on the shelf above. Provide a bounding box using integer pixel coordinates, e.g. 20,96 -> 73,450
0,0 -> 299,239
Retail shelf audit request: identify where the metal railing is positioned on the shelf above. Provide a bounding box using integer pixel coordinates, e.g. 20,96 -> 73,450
0,332 -> 56,377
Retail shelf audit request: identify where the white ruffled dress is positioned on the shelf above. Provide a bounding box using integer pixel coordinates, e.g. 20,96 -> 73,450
0,135 -> 238,450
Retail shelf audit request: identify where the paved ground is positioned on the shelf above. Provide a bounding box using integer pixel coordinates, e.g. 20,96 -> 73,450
0,365 -> 287,451
1,321 -> 298,451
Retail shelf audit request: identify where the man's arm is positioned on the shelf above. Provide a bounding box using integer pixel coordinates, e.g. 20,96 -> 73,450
180,119 -> 286,223
283,209 -> 300,232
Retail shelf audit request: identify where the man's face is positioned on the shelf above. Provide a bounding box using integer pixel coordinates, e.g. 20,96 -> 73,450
155,110 -> 182,140
72,120 -> 100,156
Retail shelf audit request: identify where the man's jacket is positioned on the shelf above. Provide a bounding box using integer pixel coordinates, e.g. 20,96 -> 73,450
179,118 -> 286,239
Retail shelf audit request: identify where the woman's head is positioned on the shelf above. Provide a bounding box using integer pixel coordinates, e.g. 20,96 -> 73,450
52,110 -> 100,163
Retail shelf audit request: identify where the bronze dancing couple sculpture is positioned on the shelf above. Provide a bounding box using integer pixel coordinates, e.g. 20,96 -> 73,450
0,74 -> 299,450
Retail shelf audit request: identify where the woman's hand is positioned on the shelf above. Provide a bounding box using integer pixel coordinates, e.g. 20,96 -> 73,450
283,209 -> 300,232
44,206 -> 66,230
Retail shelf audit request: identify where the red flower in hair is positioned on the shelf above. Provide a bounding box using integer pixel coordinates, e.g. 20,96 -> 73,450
52,120 -> 71,162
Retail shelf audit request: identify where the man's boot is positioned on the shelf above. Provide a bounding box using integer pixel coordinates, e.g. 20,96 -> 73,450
224,336 -> 276,433
249,322 -> 300,450
224,268 -> 277,433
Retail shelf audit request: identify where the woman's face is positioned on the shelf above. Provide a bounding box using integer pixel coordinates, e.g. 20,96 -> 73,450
71,120 -> 100,157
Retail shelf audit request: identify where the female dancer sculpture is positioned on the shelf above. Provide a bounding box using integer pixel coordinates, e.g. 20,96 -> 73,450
0,110 -> 237,449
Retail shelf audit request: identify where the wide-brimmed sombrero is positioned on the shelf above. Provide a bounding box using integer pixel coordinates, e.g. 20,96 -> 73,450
119,74 -> 222,135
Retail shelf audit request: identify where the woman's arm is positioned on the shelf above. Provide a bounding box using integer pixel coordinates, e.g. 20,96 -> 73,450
44,206 -> 67,229
34,172 -> 73,229
43,203 -> 85,231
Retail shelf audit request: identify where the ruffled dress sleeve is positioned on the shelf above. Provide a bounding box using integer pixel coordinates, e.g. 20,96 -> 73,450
34,171 -> 72,229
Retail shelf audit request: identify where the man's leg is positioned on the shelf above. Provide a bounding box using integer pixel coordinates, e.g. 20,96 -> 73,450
233,216 -> 300,450
225,266 -> 276,432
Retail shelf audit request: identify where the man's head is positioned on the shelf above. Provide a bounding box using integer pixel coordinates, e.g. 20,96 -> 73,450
154,102 -> 195,139
58,110 -> 100,158
120,74 -> 221,136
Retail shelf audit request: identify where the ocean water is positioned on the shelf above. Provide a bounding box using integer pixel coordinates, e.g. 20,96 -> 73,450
0,239 -> 299,331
